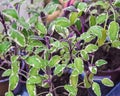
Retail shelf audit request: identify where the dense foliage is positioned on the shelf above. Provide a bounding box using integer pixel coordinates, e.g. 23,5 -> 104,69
0,0 -> 120,96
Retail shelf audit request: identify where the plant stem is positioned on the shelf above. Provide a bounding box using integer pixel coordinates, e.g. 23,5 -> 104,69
0,66 -> 27,79
37,91 -> 49,96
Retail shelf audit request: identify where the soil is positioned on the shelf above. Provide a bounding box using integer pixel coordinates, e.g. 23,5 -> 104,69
94,45 -> 120,71
36,45 -> 120,96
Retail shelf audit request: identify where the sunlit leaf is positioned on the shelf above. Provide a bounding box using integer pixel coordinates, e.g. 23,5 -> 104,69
55,17 -> 70,27
112,40 -> 120,49
89,66 -> 97,74
80,50 -> 89,61
95,59 -> 107,67
69,12 -> 78,24
36,22 -> 47,35
25,55 -> 43,68
54,64 -> 65,75
2,9 -> 18,19
0,41 -> 11,54
77,2 -> 87,12
85,44 -> 98,53
96,13 -> 107,24
9,29 -> 26,47
26,84 -> 36,96
102,78 -> 114,87
49,55 -> 61,67
74,58 -> 84,74
108,21 -> 119,42
27,76 -> 42,84
5,91 -> 14,96
70,73 -> 78,87
2,69 -> 12,77
9,73 -> 19,90
92,82 -> 101,96
88,26 -> 103,38
64,85 -> 77,95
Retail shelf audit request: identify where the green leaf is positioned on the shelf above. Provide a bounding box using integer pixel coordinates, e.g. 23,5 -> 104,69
115,0 -> 120,7
84,75 -> 91,88
0,41 -> 11,54
29,15 -> 38,24
77,2 -> 87,12
74,58 -> 84,74
108,21 -> 119,42
27,76 -> 41,84
88,26 -> 103,38
9,74 -> 19,90
98,29 -> 107,46
28,38 -> 45,47
26,84 -> 36,96
11,55 -> 19,63
46,93 -> 53,96
89,66 -> 97,74
80,32 -> 95,43
49,55 -> 61,67
89,15 -> 96,26
92,82 -> 101,96
5,91 -> 14,96
71,70 -> 79,76
55,25 -> 69,37
54,64 -> 65,75
51,41 -> 63,48
102,78 -> 114,87
44,2 -> 58,14
55,17 -> 70,27
85,44 -> 98,53
9,29 -> 26,47
25,55 -> 43,68
2,69 -> 12,77
35,22 -> 47,35
75,19 -> 81,31
95,59 -> 107,67
69,12 -> 78,24
11,61 -> 20,74
18,17 -> 29,29
112,40 -> 120,49
64,85 -> 77,95
96,13 -> 107,24
80,50 -> 89,61
70,74 -> 78,87
2,9 -> 18,19
29,67 -> 39,76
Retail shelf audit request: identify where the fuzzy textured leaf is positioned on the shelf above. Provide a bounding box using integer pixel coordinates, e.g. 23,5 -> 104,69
95,59 -> 107,67
2,9 -> 18,19
9,74 -> 19,90
85,44 -> 98,53
102,78 -> 114,87
92,82 -> 101,96
0,41 -> 11,54
74,58 -> 84,74
108,21 -> 119,42
96,13 -> 107,24
9,29 -> 26,47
